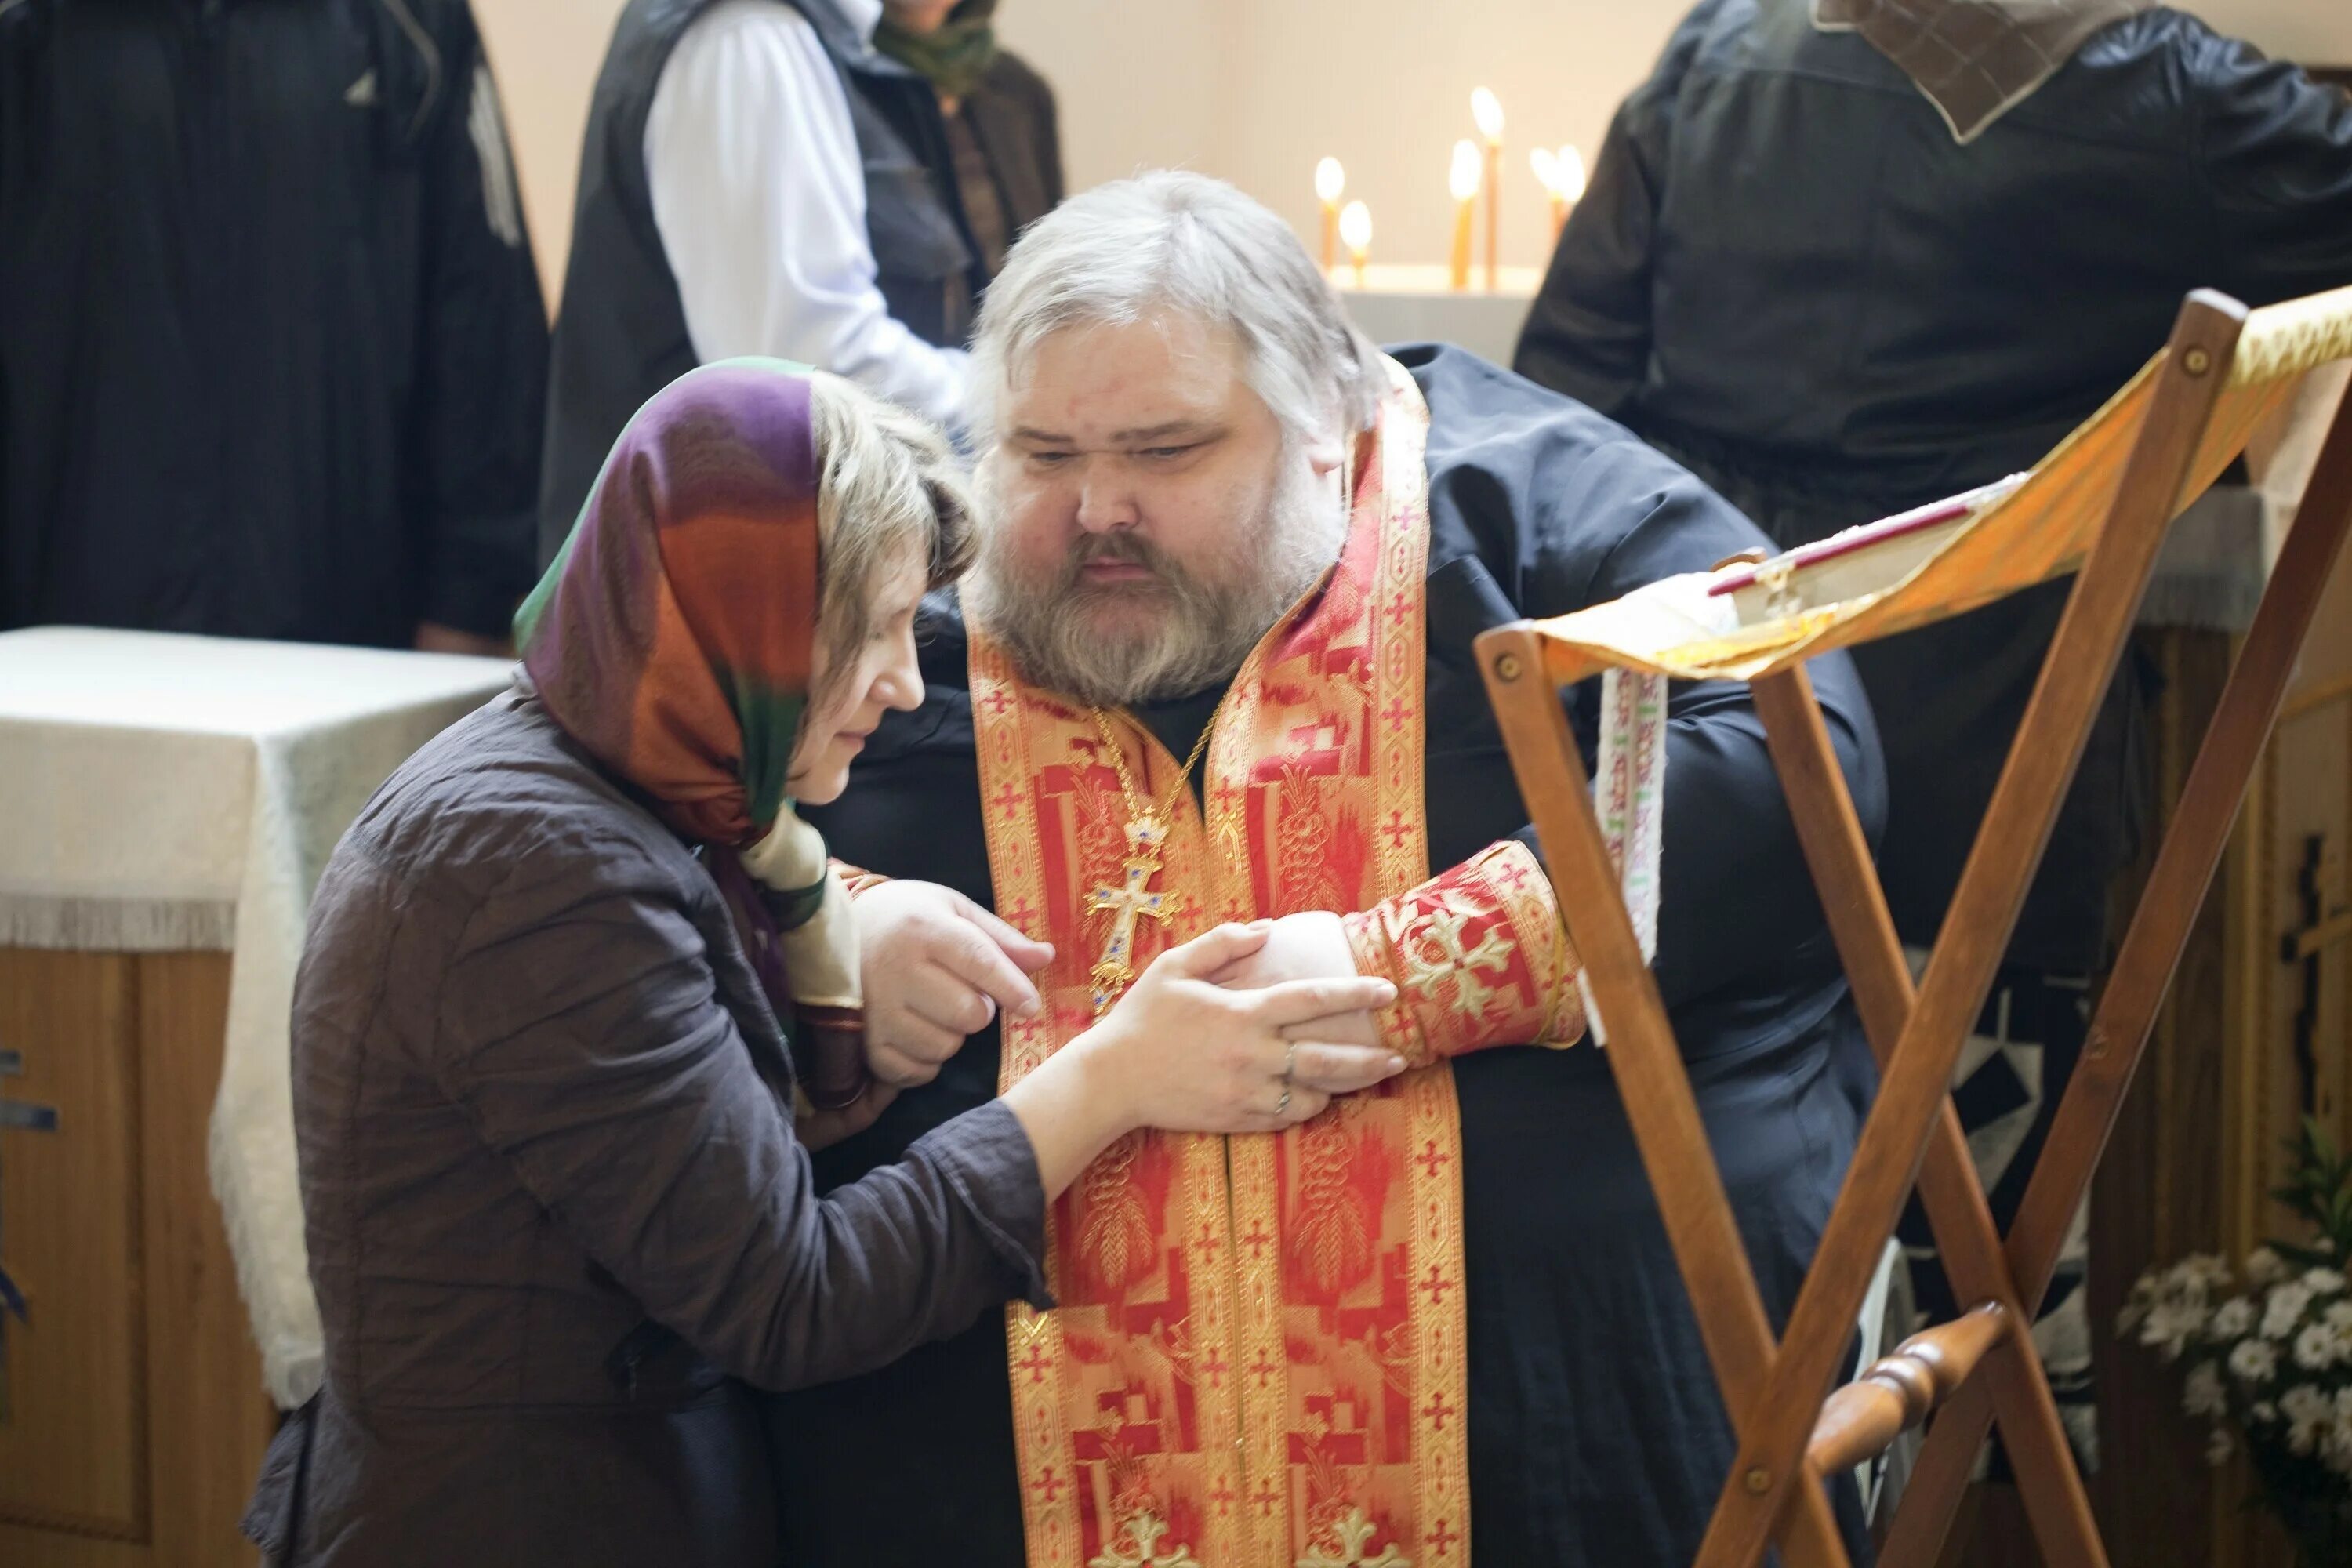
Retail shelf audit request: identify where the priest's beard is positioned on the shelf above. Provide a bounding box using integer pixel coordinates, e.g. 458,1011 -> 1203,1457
967,444 -> 1348,708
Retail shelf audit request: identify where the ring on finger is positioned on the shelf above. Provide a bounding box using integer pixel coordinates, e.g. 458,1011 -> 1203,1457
1275,1085 -> 1291,1120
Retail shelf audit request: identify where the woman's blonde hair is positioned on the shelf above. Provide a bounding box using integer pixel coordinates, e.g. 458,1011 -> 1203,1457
807,372 -> 975,699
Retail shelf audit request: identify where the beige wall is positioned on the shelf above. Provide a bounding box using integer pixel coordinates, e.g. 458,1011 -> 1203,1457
476,0 -> 2352,309
477,0 -> 629,303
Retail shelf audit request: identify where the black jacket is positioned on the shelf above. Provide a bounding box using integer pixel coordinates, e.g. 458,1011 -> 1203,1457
1515,0 -> 2352,968
0,0 -> 549,647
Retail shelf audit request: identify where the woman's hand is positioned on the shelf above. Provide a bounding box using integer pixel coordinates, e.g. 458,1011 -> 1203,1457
1207,909 -> 1379,1047
854,880 -> 1055,1086
1000,922 -> 1403,1200
1090,921 -> 1402,1131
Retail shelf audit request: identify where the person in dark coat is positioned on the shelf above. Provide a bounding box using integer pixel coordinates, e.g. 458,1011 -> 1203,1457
239,361 -> 1403,1565
0,0 -> 548,652
775,172 -> 1886,1568
1514,0 -> 2352,1461
536,0 -> 1063,565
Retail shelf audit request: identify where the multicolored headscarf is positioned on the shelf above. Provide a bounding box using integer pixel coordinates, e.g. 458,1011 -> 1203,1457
516,358 -> 820,849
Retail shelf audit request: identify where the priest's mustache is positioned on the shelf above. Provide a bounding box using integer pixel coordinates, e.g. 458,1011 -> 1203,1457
1063,532 -> 1186,590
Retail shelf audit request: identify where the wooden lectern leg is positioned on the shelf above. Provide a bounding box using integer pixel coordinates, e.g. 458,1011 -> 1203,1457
1478,627 -> 1849,1568
1694,293 -> 2248,1568
1883,364 -> 2352,1568
1754,668 -> 2107,1568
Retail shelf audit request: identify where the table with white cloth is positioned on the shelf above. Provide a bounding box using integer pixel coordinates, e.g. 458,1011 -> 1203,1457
1331,263 -> 1544,366
0,629 -> 509,1567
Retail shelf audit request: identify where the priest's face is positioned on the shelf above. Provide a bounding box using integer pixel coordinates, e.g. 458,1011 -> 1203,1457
787,550 -> 928,805
970,310 -> 1348,706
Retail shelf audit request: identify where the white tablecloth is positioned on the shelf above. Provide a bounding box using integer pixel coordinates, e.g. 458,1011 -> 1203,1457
0,628 -> 510,1407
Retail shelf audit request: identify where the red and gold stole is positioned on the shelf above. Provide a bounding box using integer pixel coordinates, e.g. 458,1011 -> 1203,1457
973,362 -> 1514,1568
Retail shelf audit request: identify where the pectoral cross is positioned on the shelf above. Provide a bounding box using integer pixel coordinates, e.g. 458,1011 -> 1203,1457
2282,833 -> 2350,1116
1088,818 -> 1174,1015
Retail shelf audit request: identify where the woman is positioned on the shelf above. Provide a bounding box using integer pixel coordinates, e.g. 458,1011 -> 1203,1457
242,361 -> 1402,1565
539,0 -> 1063,564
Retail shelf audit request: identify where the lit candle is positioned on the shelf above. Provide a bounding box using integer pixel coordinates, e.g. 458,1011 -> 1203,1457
1530,147 -> 1563,241
1339,199 -> 1371,287
1315,157 -> 1346,273
1558,143 -> 1587,231
1471,87 -> 1503,290
1530,144 -> 1587,244
1449,140 -> 1480,291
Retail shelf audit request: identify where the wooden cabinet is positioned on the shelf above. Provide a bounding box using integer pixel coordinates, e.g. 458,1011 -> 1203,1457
0,949 -> 274,1568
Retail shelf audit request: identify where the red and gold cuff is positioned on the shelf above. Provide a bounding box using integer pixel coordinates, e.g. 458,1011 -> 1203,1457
1341,840 -> 1587,1066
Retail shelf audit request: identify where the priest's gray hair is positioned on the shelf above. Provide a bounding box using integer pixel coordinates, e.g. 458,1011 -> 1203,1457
967,171 -> 1385,447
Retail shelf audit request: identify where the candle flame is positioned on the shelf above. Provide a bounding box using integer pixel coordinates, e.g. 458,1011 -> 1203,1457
1559,144 -> 1588,202
1471,86 -> 1504,144
1529,146 -> 1559,195
1450,140 -> 1483,202
1339,199 -> 1372,253
1315,156 -> 1345,205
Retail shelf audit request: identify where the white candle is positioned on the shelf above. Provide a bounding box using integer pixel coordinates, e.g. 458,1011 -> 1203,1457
1339,199 -> 1372,287
1315,157 -> 1345,272
1471,87 -> 1504,289
1450,140 -> 1481,291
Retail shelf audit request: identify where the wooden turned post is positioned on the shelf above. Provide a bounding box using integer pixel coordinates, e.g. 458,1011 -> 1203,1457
1806,1302 -> 2011,1478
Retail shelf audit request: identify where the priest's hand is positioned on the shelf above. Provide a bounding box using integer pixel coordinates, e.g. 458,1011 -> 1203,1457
1208,910 -> 1379,1047
853,880 -> 1056,1087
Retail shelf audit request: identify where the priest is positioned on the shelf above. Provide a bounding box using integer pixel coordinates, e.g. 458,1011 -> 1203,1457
783,171 -> 1886,1566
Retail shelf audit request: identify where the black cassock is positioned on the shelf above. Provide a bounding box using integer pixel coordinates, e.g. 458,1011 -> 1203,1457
784,344 -> 1886,1566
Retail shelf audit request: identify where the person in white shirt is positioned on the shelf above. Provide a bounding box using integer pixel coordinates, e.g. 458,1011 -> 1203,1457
537,0 -> 1061,564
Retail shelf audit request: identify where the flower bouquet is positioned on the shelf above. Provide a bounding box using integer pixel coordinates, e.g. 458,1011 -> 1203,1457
2122,1121 -> 2352,1565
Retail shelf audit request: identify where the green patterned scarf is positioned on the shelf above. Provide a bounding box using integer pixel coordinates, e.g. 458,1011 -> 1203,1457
875,0 -> 999,100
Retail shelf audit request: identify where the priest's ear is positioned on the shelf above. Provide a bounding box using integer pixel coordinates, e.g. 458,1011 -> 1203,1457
1301,432 -> 1349,482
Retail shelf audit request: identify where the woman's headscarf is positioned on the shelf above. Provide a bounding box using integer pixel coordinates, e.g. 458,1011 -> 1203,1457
515,359 -> 871,1106
516,358 -> 820,849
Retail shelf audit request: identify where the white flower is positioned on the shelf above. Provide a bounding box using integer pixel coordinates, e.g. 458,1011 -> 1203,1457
2206,1425 -> 2236,1467
2180,1254 -> 2236,1294
2328,1301 -> 2352,1332
2210,1298 -> 2257,1340
2141,1301 -> 2206,1362
2231,1338 -> 2280,1384
2296,1322 -> 2344,1370
2253,1400 -> 2280,1423
2263,1283 -> 2315,1340
2183,1361 -> 2228,1418
2305,1266 -> 2348,1295
2283,1385 -> 2333,1454
2248,1247 -> 2291,1287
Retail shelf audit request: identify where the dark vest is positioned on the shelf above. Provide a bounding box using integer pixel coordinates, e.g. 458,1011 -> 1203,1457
535,0 -> 982,566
